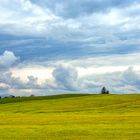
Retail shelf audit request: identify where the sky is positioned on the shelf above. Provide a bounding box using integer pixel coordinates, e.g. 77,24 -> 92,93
0,0 -> 140,96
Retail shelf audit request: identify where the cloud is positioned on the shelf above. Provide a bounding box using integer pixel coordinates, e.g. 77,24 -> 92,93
2,53 -> 140,95
0,0 -> 140,95
0,0 -> 140,62
26,75 -> 42,89
1,63 -> 140,96
53,64 -> 78,90
0,83 -> 10,90
1,1 -> 140,63
0,72 -> 23,89
122,67 -> 140,87
0,64 -> 79,96
0,51 -> 19,68
0,0 -> 58,36
80,66 -> 140,94
32,0 -> 139,18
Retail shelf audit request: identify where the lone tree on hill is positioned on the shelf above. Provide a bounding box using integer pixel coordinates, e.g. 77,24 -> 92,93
101,87 -> 109,94
106,90 -> 109,94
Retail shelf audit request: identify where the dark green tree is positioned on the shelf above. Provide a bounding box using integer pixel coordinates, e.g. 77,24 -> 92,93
101,87 -> 109,94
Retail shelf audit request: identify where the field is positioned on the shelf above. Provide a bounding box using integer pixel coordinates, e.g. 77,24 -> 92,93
0,94 -> 139,140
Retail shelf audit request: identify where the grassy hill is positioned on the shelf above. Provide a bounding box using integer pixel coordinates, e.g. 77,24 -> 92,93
0,94 -> 139,140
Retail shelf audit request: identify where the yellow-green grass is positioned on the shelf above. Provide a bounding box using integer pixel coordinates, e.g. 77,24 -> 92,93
0,94 -> 139,140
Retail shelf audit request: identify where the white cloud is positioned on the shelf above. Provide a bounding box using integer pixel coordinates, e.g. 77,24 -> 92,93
0,83 -> 10,90
7,53 -> 140,93
0,0 -> 59,36
10,66 -> 53,83
1,62 -> 140,96
0,0 -> 140,95
0,0 -> 139,58
0,51 -> 19,68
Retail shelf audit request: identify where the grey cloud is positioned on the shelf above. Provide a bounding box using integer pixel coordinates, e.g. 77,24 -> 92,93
32,0 -> 139,18
26,76 -> 39,89
0,72 -> 24,89
122,67 -> 140,87
0,64 -> 79,95
0,0 -> 140,61
80,67 -> 140,94
1,64 -> 140,96
52,65 -> 78,90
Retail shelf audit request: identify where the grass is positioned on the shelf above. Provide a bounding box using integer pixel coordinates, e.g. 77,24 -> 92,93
0,94 -> 139,140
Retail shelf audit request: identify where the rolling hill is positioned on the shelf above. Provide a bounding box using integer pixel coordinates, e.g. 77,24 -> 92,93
0,94 -> 139,140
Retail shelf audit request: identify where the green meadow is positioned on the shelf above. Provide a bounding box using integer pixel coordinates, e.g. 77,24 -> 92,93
0,94 -> 139,140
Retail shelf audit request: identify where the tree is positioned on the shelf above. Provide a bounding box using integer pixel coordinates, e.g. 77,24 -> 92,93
106,90 -> 109,94
101,87 -> 109,94
9,95 -> 15,98
30,94 -> 35,97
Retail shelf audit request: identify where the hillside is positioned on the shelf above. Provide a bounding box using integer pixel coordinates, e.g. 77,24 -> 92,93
0,94 -> 139,140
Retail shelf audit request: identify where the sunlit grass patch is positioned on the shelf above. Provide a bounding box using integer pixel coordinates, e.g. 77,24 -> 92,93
0,94 -> 139,139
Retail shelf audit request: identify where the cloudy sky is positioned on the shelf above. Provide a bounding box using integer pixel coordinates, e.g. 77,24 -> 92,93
0,0 -> 140,96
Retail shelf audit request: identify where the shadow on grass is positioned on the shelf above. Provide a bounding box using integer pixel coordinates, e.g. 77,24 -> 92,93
0,94 -> 91,104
